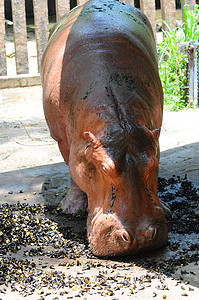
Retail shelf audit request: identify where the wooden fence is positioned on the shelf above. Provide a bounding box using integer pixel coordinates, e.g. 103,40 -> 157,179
0,0 -> 197,88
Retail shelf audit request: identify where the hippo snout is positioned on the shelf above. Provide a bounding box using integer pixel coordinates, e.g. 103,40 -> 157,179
88,212 -> 168,257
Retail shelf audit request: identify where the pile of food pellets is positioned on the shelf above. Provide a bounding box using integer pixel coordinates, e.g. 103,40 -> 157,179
0,175 -> 198,298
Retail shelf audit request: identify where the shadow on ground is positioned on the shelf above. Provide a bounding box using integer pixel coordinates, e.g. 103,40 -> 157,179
41,142 -> 199,288
42,173 -> 199,288
159,142 -> 199,187
0,142 -> 198,298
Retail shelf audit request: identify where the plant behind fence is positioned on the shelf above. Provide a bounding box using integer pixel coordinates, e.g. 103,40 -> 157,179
158,4 -> 199,110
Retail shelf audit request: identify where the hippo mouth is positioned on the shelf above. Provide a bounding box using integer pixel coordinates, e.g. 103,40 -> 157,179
88,211 -> 168,257
88,211 -> 131,256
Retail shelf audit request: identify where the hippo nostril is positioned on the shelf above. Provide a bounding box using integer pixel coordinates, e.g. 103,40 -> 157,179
147,226 -> 157,240
121,230 -> 130,243
152,227 -> 157,240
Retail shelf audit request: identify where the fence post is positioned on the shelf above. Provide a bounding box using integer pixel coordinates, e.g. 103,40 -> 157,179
187,42 -> 199,106
77,0 -> 87,5
181,0 -> 196,23
140,0 -> 156,40
122,0 -> 135,6
160,0 -> 176,31
32,0 -> 49,73
55,0 -> 70,20
11,0 -> 29,75
0,0 -> 7,76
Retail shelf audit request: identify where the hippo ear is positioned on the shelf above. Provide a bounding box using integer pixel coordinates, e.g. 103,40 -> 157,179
84,131 -> 117,176
84,131 -> 101,149
143,127 -> 161,143
151,128 -> 161,141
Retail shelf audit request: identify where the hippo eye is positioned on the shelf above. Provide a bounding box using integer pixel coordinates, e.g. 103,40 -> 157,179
142,156 -> 158,181
85,144 -> 90,150
147,156 -> 158,172
126,154 -> 134,166
101,163 -> 107,173
101,162 -> 117,177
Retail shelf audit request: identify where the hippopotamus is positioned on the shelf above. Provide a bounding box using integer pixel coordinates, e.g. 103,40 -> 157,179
41,0 -> 168,257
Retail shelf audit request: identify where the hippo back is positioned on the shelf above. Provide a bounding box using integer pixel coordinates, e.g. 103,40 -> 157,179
47,0 -> 158,71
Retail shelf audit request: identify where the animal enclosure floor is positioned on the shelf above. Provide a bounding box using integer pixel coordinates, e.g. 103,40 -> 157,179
0,86 -> 198,299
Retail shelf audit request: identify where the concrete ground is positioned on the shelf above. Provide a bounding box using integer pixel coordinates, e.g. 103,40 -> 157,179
0,86 -> 199,299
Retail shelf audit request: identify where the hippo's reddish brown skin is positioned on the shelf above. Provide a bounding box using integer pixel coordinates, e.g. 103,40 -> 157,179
41,0 -> 168,257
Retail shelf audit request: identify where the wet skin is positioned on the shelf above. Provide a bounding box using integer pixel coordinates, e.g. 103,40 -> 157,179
41,0 -> 167,256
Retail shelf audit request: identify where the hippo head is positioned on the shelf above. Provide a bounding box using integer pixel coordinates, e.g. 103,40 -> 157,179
71,124 -> 168,257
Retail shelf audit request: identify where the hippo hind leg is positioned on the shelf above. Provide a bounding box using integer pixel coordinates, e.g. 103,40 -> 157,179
60,178 -> 88,213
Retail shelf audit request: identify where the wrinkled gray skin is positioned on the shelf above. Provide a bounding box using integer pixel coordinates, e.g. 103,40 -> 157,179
41,0 -> 168,257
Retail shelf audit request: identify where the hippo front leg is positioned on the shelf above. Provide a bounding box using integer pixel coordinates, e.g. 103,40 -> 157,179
61,178 -> 88,213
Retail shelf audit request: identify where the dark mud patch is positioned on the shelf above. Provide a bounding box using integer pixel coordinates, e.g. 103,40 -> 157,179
41,174 -> 199,280
0,175 -> 198,298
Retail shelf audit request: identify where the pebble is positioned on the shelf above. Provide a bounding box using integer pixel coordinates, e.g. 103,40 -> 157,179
0,176 -> 198,298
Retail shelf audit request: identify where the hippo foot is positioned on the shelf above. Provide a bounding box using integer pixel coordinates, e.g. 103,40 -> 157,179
160,200 -> 171,218
60,179 -> 88,213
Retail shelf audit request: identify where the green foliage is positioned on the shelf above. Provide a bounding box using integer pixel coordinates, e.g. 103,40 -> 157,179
183,5 -> 199,41
158,34 -> 188,111
158,5 -> 199,110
